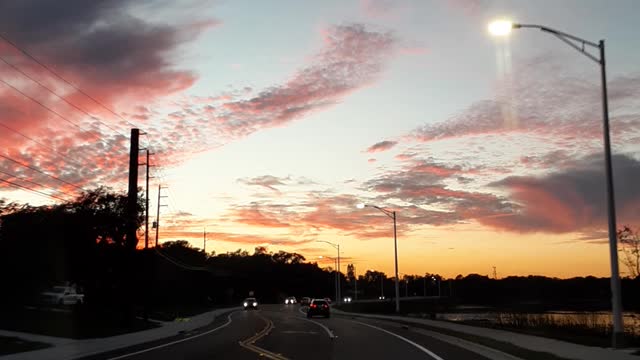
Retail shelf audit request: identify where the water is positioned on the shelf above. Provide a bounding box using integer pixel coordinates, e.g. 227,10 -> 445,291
436,311 -> 640,334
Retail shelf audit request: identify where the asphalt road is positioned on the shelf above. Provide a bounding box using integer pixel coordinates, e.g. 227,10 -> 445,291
81,304 -> 492,360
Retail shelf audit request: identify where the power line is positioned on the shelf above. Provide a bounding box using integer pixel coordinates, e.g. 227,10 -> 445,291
0,58 -> 129,138
0,169 -> 75,200
154,247 -> 210,272
0,153 -> 84,192
0,78 -> 97,135
0,34 -> 144,131
0,121 -> 86,168
0,177 -> 68,202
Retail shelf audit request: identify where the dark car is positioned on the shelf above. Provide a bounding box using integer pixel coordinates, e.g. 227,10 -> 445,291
300,297 -> 311,306
243,297 -> 258,310
307,298 -> 330,318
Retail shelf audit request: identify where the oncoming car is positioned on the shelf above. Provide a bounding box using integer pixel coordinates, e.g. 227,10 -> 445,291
284,296 -> 297,304
307,298 -> 330,318
243,297 -> 258,310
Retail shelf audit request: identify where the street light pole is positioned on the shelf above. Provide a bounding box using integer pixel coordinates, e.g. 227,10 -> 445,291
317,240 -> 341,305
392,211 -> 400,310
489,21 -> 624,347
357,204 -> 400,313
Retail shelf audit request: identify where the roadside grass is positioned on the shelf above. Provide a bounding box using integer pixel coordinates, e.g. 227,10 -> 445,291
480,312 -> 640,348
0,306 -> 158,339
0,336 -> 51,355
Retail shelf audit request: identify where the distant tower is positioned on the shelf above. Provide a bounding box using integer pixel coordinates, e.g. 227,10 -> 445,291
492,266 -> 498,279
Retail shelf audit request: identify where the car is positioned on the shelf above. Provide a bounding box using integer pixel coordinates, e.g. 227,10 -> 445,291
284,296 -> 297,304
300,297 -> 311,306
243,297 -> 258,310
343,296 -> 352,303
378,296 -> 386,300
40,285 -> 84,306
307,298 -> 330,318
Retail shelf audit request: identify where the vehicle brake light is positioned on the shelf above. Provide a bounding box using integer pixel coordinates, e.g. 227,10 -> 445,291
310,304 -> 316,308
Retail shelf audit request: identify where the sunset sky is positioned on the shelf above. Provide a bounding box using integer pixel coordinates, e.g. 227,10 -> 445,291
1,0 -> 639,279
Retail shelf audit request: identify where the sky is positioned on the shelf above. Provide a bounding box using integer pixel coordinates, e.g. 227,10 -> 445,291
1,0 -> 640,279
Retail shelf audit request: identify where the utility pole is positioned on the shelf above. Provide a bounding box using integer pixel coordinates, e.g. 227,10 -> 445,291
353,266 -> 358,301
493,266 -> 497,280
203,227 -> 207,254
155,185 -> 168,247
139,149 -> 154,249
126,129 -> 140,249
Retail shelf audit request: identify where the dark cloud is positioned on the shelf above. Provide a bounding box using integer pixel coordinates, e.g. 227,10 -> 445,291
366,140 -> 398,153
483,153 -> 640,234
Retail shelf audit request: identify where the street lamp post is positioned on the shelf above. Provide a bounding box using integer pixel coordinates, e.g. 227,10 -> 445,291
432,276 -> 441,297
357,203 -> 400,313
317,240 -> 341,305
489,20 -> 624,347
423,275 -> 427,297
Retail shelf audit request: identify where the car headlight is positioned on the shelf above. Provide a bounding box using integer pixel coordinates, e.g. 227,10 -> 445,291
253,302 -> 258,306
285,299 -> 289,304
243,302 -> 248,307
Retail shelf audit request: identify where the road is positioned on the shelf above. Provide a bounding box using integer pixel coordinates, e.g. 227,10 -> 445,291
80,304 -> 492,360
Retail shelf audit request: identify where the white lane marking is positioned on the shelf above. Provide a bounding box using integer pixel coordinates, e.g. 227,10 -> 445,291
107,312 -> 235,360
297,317 -> 336,339
352,320 -> 445,360
296,306 -> 335,338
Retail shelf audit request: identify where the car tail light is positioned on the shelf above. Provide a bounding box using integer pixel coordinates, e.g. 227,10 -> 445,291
310,304 -> 316,308
322,305 -> 328,308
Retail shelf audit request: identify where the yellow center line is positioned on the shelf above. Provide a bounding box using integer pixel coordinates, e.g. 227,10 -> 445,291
238,313 -> 289,360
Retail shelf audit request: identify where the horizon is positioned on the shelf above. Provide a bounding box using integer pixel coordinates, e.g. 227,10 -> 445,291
1,0 -> 640,280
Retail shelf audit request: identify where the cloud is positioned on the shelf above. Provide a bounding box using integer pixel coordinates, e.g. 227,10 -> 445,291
408,58 -> 640,146
360,0 -> 396,17
366,140 -> 398,153
0,0 -> 217,197
480,153 -> 640,234
206,24 -> 395,139
229,206 -> 291,228
238,175 -> 288,192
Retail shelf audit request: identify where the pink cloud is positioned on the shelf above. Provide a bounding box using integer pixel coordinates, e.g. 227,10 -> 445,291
0,0 -> 217,196
408,58 -> 640,146
366,140 -> 398,153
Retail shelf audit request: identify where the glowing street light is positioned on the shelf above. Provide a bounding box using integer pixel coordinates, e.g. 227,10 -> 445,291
487,19 -> 624,348
488,20 -> 514,36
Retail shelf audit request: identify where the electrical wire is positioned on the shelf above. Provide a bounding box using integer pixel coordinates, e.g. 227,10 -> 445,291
0,34 -> 144,131
0,58 -> 129,138
0,153 -> 84,192
0,121 -> 86,168
0,78 -> 99,136
154,247 -> 210,272
0,177 -> 68,202
0,169 -> 75,200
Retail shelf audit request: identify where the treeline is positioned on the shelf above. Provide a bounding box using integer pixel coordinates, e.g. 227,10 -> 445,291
1,188 -> 639,317
0,188 -> 340,311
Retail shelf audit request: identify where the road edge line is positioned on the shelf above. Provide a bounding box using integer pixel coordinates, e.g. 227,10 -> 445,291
105,312 -> 235,360
351,320 -> 445,360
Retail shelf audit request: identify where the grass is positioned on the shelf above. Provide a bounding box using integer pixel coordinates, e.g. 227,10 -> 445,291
0,306 -> 158,339
0,336 -> 51,355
